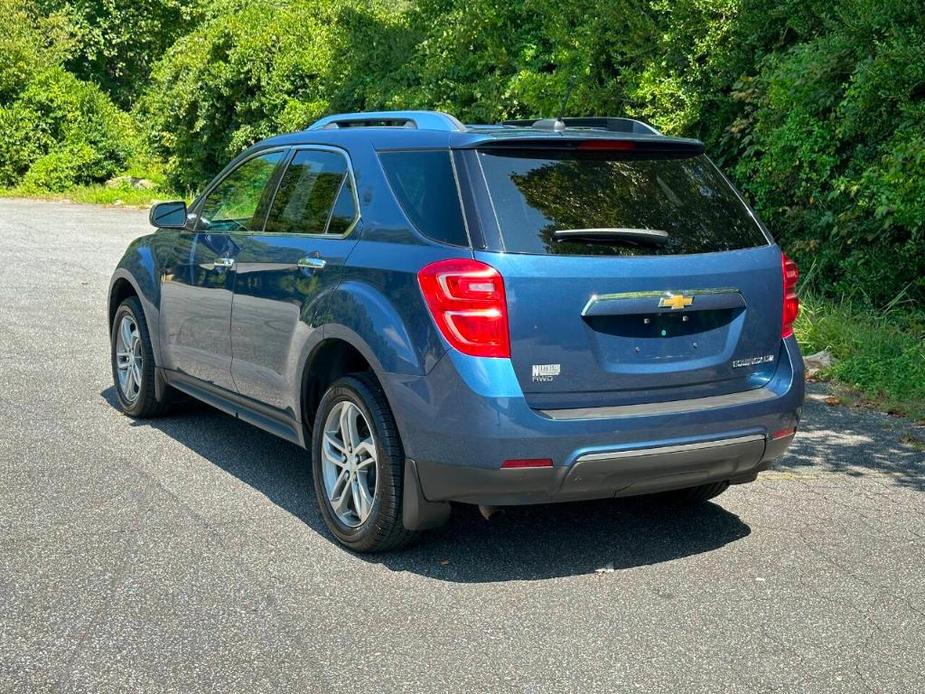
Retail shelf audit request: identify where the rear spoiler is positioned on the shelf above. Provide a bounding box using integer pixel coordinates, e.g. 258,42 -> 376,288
462,136 -> 705,156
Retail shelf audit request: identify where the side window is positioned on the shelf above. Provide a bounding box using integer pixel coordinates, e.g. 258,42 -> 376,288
265,149 -> 358,235
198,151 -> 285,232
378,151 -> 469,246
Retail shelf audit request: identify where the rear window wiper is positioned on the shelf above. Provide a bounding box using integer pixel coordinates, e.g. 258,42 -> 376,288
552,228 -> 670,245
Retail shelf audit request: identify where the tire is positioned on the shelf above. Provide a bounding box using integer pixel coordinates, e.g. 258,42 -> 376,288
110,296 -> 171,418
658,481 -> 730,505
311,373 -> 419,552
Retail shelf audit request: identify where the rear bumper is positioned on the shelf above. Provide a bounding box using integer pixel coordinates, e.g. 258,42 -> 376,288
383,337 -> 804,506
412,431 -> 795,506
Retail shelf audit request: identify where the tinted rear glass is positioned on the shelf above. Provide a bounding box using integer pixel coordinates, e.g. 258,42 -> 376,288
379,151 -> 469,247
477,150 -> 767,256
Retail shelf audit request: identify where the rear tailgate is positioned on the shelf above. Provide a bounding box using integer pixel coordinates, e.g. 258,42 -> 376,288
478,246 -> 783,409
460,140 -> 784,409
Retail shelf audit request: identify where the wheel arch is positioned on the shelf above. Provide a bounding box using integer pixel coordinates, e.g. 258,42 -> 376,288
298,334 -> 384,438
108,266 -> 167,399
108,276 -> 138,328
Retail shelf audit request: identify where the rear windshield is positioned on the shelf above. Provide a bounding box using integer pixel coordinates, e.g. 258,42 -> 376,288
477,150 -> 768,256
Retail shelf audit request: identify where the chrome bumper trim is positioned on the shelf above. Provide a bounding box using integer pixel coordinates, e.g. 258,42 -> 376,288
576,433 -> 767,464
539,387 -> 776,421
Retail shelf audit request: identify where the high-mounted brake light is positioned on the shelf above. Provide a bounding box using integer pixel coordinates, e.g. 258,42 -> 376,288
781,252 -> 799,339
577,140 -> 635,151
418,259 -> 510,358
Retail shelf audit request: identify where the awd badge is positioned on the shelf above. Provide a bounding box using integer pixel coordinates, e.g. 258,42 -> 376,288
531,363 -> 561,382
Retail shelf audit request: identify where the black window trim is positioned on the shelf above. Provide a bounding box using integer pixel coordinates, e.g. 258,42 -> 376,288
260,144 -> 362,239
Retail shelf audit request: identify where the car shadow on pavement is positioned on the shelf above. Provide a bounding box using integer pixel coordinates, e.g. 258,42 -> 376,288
103,387 -> 752,580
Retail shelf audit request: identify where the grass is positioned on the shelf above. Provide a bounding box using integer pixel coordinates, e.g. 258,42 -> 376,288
0,183 -> 183,208
794,293 -> 925,421
0,161 -> 187,208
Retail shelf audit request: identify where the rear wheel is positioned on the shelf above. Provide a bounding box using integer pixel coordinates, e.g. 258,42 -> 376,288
110,296 -> 171,418
657,481 -> 730,505
311,373 -> 418,552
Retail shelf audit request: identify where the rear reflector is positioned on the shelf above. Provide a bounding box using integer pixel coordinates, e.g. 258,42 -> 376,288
501,458 -> 553,469
771,427 -> 796,440
781,252 -> 800,338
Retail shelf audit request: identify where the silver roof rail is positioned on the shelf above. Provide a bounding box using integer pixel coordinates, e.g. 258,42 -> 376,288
307,110 -> 465,132
501,117 -> 661,135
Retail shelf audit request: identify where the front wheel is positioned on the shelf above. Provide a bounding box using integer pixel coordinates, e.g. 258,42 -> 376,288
311,373 -> 418,552
110,296 -> 171,418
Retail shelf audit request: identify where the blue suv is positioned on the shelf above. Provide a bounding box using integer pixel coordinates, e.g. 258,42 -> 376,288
109,111 -> 803,551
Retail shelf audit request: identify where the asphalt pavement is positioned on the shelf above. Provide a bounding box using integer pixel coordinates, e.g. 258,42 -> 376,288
0,198 -> 923,693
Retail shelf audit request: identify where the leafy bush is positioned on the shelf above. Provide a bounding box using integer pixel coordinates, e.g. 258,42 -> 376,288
628,1 -> 925,305
0,103 -> 50,186
139,0 -> 413,191
0,63 -> 137,190
34,0 -> 207,107
20,142 -> 108,192
0,0 -> 43,100
19,66 -> 137,166
0,1 -> 139,191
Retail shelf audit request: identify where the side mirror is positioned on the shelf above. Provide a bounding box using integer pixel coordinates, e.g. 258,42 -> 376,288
149,201 -> 188,229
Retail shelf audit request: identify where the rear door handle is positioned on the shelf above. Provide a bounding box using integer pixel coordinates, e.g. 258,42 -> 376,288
297,256 -> 327,271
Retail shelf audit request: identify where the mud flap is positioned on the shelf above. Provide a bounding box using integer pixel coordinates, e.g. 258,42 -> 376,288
403,458 -> 451,531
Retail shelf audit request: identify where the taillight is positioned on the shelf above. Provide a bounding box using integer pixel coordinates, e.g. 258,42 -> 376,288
781,252 -> 799,338
417,258 -> 510,358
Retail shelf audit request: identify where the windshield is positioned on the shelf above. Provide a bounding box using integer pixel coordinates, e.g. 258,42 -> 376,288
476,150 -> 768,256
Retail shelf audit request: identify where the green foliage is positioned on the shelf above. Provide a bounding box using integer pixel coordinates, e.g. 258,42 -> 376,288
35,0 -> 206,107
0,180 -> 183,206
0,103 -> 51,186
394,0 -> 658,123
139,0 -> 413,190
0,0 -> 139,192
796,294 -> 925,420
20,67 -> 137,156
0,0 -> 74,100
20,142 -> 108,192
726,2 -> 925,306
0,0 -> 44,100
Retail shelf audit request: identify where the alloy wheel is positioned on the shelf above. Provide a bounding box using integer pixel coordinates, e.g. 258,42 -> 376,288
115,314 -> 142,403
321,400 -> 378,527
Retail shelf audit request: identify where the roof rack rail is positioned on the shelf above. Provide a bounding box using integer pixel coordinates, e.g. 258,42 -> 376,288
307,110 -> 465,132
501,117 -> 661,135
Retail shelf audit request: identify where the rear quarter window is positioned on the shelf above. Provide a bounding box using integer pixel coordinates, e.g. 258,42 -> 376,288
477,150 -> 768,256
379,151 -> 469,247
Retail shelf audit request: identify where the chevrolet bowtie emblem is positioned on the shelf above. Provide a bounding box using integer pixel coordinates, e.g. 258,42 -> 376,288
658,294 -> 694,310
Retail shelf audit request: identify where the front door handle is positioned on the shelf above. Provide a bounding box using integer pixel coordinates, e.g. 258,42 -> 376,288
213,257 -> 235,269
297,256 -> 327,271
